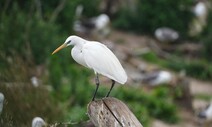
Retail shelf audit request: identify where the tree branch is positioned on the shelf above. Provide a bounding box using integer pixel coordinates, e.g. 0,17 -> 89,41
49,0 -> 67,23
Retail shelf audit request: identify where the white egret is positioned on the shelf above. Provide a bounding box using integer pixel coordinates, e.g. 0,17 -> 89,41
32,117 -> 46,127
0,92 -> 4,114
52,35 -> 127,100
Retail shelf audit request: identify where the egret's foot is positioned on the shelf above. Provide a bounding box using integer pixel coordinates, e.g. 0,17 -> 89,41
92,97 -> 95,101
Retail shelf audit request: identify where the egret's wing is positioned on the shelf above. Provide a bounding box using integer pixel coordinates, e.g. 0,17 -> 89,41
83,42 -> 127,84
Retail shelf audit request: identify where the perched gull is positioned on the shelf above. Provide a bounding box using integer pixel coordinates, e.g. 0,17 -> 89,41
189,1 -> 208,36
74,14 -> 110,36
0,92 -> 4,114
73,5 -> 110,38
31,76 -> 39,87
141,70 -> 173,86
32,117 -> 46,127
198,101 -> 212,121
193,1 -> 207,18
154,27 -> 179,42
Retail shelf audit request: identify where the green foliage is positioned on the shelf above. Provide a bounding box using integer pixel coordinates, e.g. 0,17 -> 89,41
0,3 -> 64,65
67,106 -> 87,122
0,0 -> 98,125
195,94 -> 212,101
140,52 -> 162,63
27,19 -> 63,64
113,0 -> 194,37
50,0 -> 100,33
0,84 -> 65,127
48,55 -> 63,90
0,10 -> 26,57
0,0 -> 100,65
201,9 -> 212,61
140,51 -> 212,81
0,53 -> 179,126
0,55 -> 30,82
114,86 -> 179,125
165,60 -> 212,80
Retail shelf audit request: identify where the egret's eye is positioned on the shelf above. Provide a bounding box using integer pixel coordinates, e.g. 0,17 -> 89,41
67,40 -> 71,44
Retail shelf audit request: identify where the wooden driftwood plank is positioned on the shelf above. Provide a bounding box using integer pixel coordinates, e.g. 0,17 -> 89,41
87,97 -> 143,127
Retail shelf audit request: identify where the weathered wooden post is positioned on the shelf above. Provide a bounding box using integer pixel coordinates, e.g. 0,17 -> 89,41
87,97 -> 143,127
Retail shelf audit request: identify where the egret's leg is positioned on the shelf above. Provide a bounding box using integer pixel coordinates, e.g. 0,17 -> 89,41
106,80 -> 115,97
92,74 -> 100,101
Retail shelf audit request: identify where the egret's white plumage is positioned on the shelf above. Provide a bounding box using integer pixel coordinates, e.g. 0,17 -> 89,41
83,42 -> 127,84
52,35 -> 127,100
32,117 -> 46,127
57,36 -> 127,84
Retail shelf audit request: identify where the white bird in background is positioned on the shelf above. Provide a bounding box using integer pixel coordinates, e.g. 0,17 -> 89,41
52,35 -> 127,101
141,70 -> 172,86
0,92 -> 4,114
189,1 -> 208,36
193,1 -> 207,18
154,27 -> 179,42
74,14 -> 110,37
198,101 -> 212,121
73,5 -> 110,38
32,117 -> 46,127
31,76 -> 39,87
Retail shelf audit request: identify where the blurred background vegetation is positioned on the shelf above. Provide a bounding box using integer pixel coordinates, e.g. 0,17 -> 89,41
0,0 -> 212,126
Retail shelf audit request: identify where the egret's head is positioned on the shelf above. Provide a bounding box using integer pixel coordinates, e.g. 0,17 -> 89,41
52,36 -> 80,55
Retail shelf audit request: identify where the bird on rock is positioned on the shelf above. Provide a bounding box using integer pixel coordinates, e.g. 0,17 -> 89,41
198,101 -> 212,121
52,35 -> 127,101
0,92 -> 4,114
154,27 -> 179,42
32,117 -> 46,127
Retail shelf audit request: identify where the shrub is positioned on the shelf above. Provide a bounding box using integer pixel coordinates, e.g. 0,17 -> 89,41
0,84 -> 65,126
201,8 -> 212,61
113,0 -> 194,37
114,86 -> 179,125
0,2 -> 64,65
0,0 -> 100,65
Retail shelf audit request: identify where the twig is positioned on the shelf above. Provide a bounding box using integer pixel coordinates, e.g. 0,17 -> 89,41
1,0 -> 11,15
34,0 -> 43,19
49,0 -> 67,23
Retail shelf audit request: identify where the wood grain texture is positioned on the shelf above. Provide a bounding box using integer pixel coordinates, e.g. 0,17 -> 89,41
87,97 -> 143,127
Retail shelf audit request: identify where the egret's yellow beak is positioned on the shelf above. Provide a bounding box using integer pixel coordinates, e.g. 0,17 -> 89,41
52,43 -> 67,55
